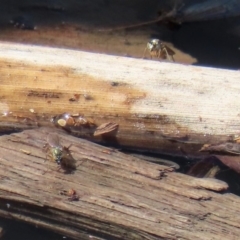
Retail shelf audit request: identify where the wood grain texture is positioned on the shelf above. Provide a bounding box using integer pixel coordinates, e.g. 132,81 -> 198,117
0,127 -> 238,240
0,42 -> 239,155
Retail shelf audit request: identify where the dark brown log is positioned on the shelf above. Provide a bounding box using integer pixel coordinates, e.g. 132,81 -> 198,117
0,127 -> 239,239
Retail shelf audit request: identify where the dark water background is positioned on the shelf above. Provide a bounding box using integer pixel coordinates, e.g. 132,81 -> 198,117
0,218 -> 69,240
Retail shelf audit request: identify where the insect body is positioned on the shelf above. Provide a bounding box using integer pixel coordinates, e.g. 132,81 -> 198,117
45,133 -> 76,172
143,39 -> 175,62
46,133 -> 63,165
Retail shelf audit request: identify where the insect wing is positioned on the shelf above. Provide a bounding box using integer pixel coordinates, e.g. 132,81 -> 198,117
61,147 -> 76,170
47,133 -> 61,147
164,45 -> 175,56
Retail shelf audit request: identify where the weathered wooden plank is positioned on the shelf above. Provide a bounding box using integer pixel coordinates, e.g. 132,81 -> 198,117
0,127 -> 238,240
0,42 -> 239,156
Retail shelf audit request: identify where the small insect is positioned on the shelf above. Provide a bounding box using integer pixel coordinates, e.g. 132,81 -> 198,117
44,133 -> 76,172
143,39 -> 175,62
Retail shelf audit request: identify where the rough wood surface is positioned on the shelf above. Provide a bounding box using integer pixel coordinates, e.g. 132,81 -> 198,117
0,127 -> 239,240
0,42 -> 240,156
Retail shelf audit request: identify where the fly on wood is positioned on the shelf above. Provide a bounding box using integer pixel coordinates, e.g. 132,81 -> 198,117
44,133 -> 76,173
143,39 -> 175,62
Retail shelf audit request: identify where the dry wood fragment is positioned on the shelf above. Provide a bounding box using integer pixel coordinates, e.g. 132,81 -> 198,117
215,155 -> 240,174
93,122 -> 119,136
187,156 -> 221,178
0,127 -> 239,239
200,142 -> 240,154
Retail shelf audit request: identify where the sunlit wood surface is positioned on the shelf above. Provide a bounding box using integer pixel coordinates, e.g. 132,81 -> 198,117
0,127 -> 237,240
0,42 -> 240,156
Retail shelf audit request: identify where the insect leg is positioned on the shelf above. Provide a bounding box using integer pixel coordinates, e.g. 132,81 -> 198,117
142,47 -> 147,59
162,47 -> 171,61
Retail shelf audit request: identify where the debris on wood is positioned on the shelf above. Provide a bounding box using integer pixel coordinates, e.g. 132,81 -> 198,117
93,122 -> 119,136
215,155 -> 240,174
200,142 -> 240,154
187,156 -> 221,178
60,189 -> 80,201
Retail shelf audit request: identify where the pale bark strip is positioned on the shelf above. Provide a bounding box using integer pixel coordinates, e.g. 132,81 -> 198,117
0,42 -> 239,155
